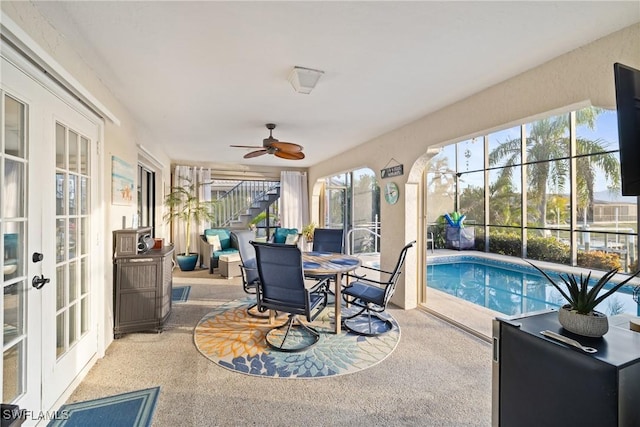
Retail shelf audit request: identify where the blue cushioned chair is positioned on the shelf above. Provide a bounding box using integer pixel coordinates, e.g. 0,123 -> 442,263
252,242 -> 329,352
230,230 -> 268,318
200,228 -> 239,273
342,241 -> 415,336
312,228 -> 344,253
306,228 -> 345,288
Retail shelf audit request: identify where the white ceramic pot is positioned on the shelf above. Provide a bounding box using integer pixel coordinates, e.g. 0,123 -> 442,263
558,305 -> 608,338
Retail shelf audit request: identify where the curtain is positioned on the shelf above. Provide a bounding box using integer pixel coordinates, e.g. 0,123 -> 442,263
280,171 -> 309,231
172,166 -> 212,254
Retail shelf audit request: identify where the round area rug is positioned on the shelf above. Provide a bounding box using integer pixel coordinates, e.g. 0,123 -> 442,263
193,297 -> 400,378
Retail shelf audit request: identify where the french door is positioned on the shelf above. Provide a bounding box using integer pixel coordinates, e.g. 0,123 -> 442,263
2,50 -> 101,419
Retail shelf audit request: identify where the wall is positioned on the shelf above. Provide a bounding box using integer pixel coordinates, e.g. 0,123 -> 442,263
309,23 -> 640,309
2,1 -> 172,351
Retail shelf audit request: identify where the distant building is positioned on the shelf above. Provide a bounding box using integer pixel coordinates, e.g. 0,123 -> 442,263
592,190 -> 637,224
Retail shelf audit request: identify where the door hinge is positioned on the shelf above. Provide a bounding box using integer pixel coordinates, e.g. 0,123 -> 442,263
96,141 -> 101,156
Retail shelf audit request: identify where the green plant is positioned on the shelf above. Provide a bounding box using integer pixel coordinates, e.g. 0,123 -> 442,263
302,223 -> 316,241
577,250 -> 622,271
164,178 -> 216,256
527,261 -> 640,315
249,211 -> 277,227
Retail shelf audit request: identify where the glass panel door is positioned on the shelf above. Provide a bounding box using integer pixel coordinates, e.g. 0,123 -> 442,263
2,92 -> 28,405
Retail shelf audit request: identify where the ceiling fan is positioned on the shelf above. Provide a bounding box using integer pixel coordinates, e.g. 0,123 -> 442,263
231,123 -> 305,160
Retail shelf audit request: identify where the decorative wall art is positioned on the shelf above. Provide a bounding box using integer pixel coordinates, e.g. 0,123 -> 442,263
111,156 -> 134,205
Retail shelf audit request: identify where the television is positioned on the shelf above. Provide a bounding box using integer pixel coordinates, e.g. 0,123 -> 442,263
613,62 -> 640,196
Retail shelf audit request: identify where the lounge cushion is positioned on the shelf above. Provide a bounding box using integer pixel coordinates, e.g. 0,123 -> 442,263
219,252 -> 241,262
206,234 -> 222,251
273,228 -> 299,244
285,233 -> 299,245
204,229 -> 232,249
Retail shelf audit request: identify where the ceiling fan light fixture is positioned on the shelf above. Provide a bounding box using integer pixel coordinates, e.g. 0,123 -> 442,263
288,66 -> 324,94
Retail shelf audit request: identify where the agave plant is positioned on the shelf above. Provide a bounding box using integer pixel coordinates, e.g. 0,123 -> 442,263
527,261 -> 640,315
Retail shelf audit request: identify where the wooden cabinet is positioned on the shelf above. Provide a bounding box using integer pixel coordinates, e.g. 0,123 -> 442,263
492,311 -> 640,427
113,245 -> 174,337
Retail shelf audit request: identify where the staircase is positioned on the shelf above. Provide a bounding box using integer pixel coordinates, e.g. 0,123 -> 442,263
212,180 -> 280,229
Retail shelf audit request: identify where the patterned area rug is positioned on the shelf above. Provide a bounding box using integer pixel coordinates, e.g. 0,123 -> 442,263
172,285 -> 191,303
194,297 -> 400,378
47,387 -> 159,427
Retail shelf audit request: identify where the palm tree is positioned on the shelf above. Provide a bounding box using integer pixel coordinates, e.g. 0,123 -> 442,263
489,107 -> 619,229
426,155 -> 457,222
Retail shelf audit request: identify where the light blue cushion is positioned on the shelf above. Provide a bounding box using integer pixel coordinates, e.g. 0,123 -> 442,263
204,229 -> 232,249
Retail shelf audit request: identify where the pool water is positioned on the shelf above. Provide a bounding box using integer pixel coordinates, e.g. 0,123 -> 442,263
426,257 -> 638,317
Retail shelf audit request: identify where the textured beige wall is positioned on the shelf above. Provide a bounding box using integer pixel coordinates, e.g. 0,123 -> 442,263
2,1 -> 172,350
309,23 -> 640,309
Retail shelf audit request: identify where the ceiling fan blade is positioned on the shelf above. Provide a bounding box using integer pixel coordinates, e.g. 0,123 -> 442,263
231,145 -> 263,149
275,150 -> 305,160
270,141 -> 303,153
244,149 -> 267,159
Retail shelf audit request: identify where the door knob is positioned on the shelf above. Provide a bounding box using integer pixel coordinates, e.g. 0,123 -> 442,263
32,252 -> 44,263
32,275 -> 50,289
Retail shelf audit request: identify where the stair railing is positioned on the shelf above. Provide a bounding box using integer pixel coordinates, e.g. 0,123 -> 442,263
212,180 -> 280,228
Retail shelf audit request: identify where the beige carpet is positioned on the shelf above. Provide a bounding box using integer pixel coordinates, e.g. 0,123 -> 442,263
62,270 -> 493,426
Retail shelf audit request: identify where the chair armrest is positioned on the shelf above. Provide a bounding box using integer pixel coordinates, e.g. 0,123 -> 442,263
345,271 -> 400,287
199,238 -> 215,257
360,264 -> 396,275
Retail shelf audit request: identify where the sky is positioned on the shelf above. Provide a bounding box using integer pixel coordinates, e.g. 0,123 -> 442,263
434,108 -> 622,194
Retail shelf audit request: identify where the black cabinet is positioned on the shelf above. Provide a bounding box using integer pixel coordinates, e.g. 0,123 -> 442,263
113,244 -> 174,337
492,311 -> 640,427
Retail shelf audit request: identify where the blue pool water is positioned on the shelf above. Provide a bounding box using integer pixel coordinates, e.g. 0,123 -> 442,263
427,257 -> 638,317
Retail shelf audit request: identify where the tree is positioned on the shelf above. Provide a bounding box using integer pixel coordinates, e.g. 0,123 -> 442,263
489,107 -> 619,229
164,177 -> 217,256
426,155 -> 456,222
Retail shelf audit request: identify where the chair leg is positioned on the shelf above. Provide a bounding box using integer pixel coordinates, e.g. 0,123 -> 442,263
342,307 -> 394,336
246,302 -> 271,319
265,314 -> 320,352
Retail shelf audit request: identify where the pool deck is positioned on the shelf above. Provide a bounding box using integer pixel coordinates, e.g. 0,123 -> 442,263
424,249 -> 640,340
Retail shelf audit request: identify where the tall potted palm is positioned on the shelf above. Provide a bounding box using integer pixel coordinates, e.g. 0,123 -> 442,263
164,178 -> 216,271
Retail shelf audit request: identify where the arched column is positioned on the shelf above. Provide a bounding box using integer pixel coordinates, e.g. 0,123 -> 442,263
396,147 -> 441,309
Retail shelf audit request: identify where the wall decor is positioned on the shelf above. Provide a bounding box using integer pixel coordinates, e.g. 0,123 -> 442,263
112,156 -> 134,205
381,158 -> 404,179
384,182 -> 399,205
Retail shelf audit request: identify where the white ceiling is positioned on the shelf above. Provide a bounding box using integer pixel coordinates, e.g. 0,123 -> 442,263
31,1 -> 640,167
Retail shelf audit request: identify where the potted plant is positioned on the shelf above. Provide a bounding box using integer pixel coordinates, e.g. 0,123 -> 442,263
528,261 -> 640,337
302,223 -> 316,250
164,178 -> 216,271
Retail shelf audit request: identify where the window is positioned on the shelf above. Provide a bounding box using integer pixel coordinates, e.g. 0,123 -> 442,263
324,168 -> 380,255
426,106 -> 638,273
137,165 -> 155,232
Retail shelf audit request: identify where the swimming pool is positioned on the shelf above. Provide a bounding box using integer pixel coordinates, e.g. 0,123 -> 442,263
427,256 -> 639,317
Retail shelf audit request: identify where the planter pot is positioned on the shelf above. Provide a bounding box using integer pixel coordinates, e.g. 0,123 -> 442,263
558,305 -> 608,338
176,253 -> 199,271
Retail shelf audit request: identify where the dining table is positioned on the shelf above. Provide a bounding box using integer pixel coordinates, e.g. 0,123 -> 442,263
302,251 -> 362,334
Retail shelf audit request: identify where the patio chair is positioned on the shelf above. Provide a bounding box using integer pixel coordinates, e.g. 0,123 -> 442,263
252,241 -> 330,352
342,240 -> 415,336
230,230 -> 268,318
307,228 -> 345,291
312,228 -> 344,253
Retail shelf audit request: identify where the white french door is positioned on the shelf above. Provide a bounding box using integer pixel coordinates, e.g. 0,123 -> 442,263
1,50 -> 101,419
